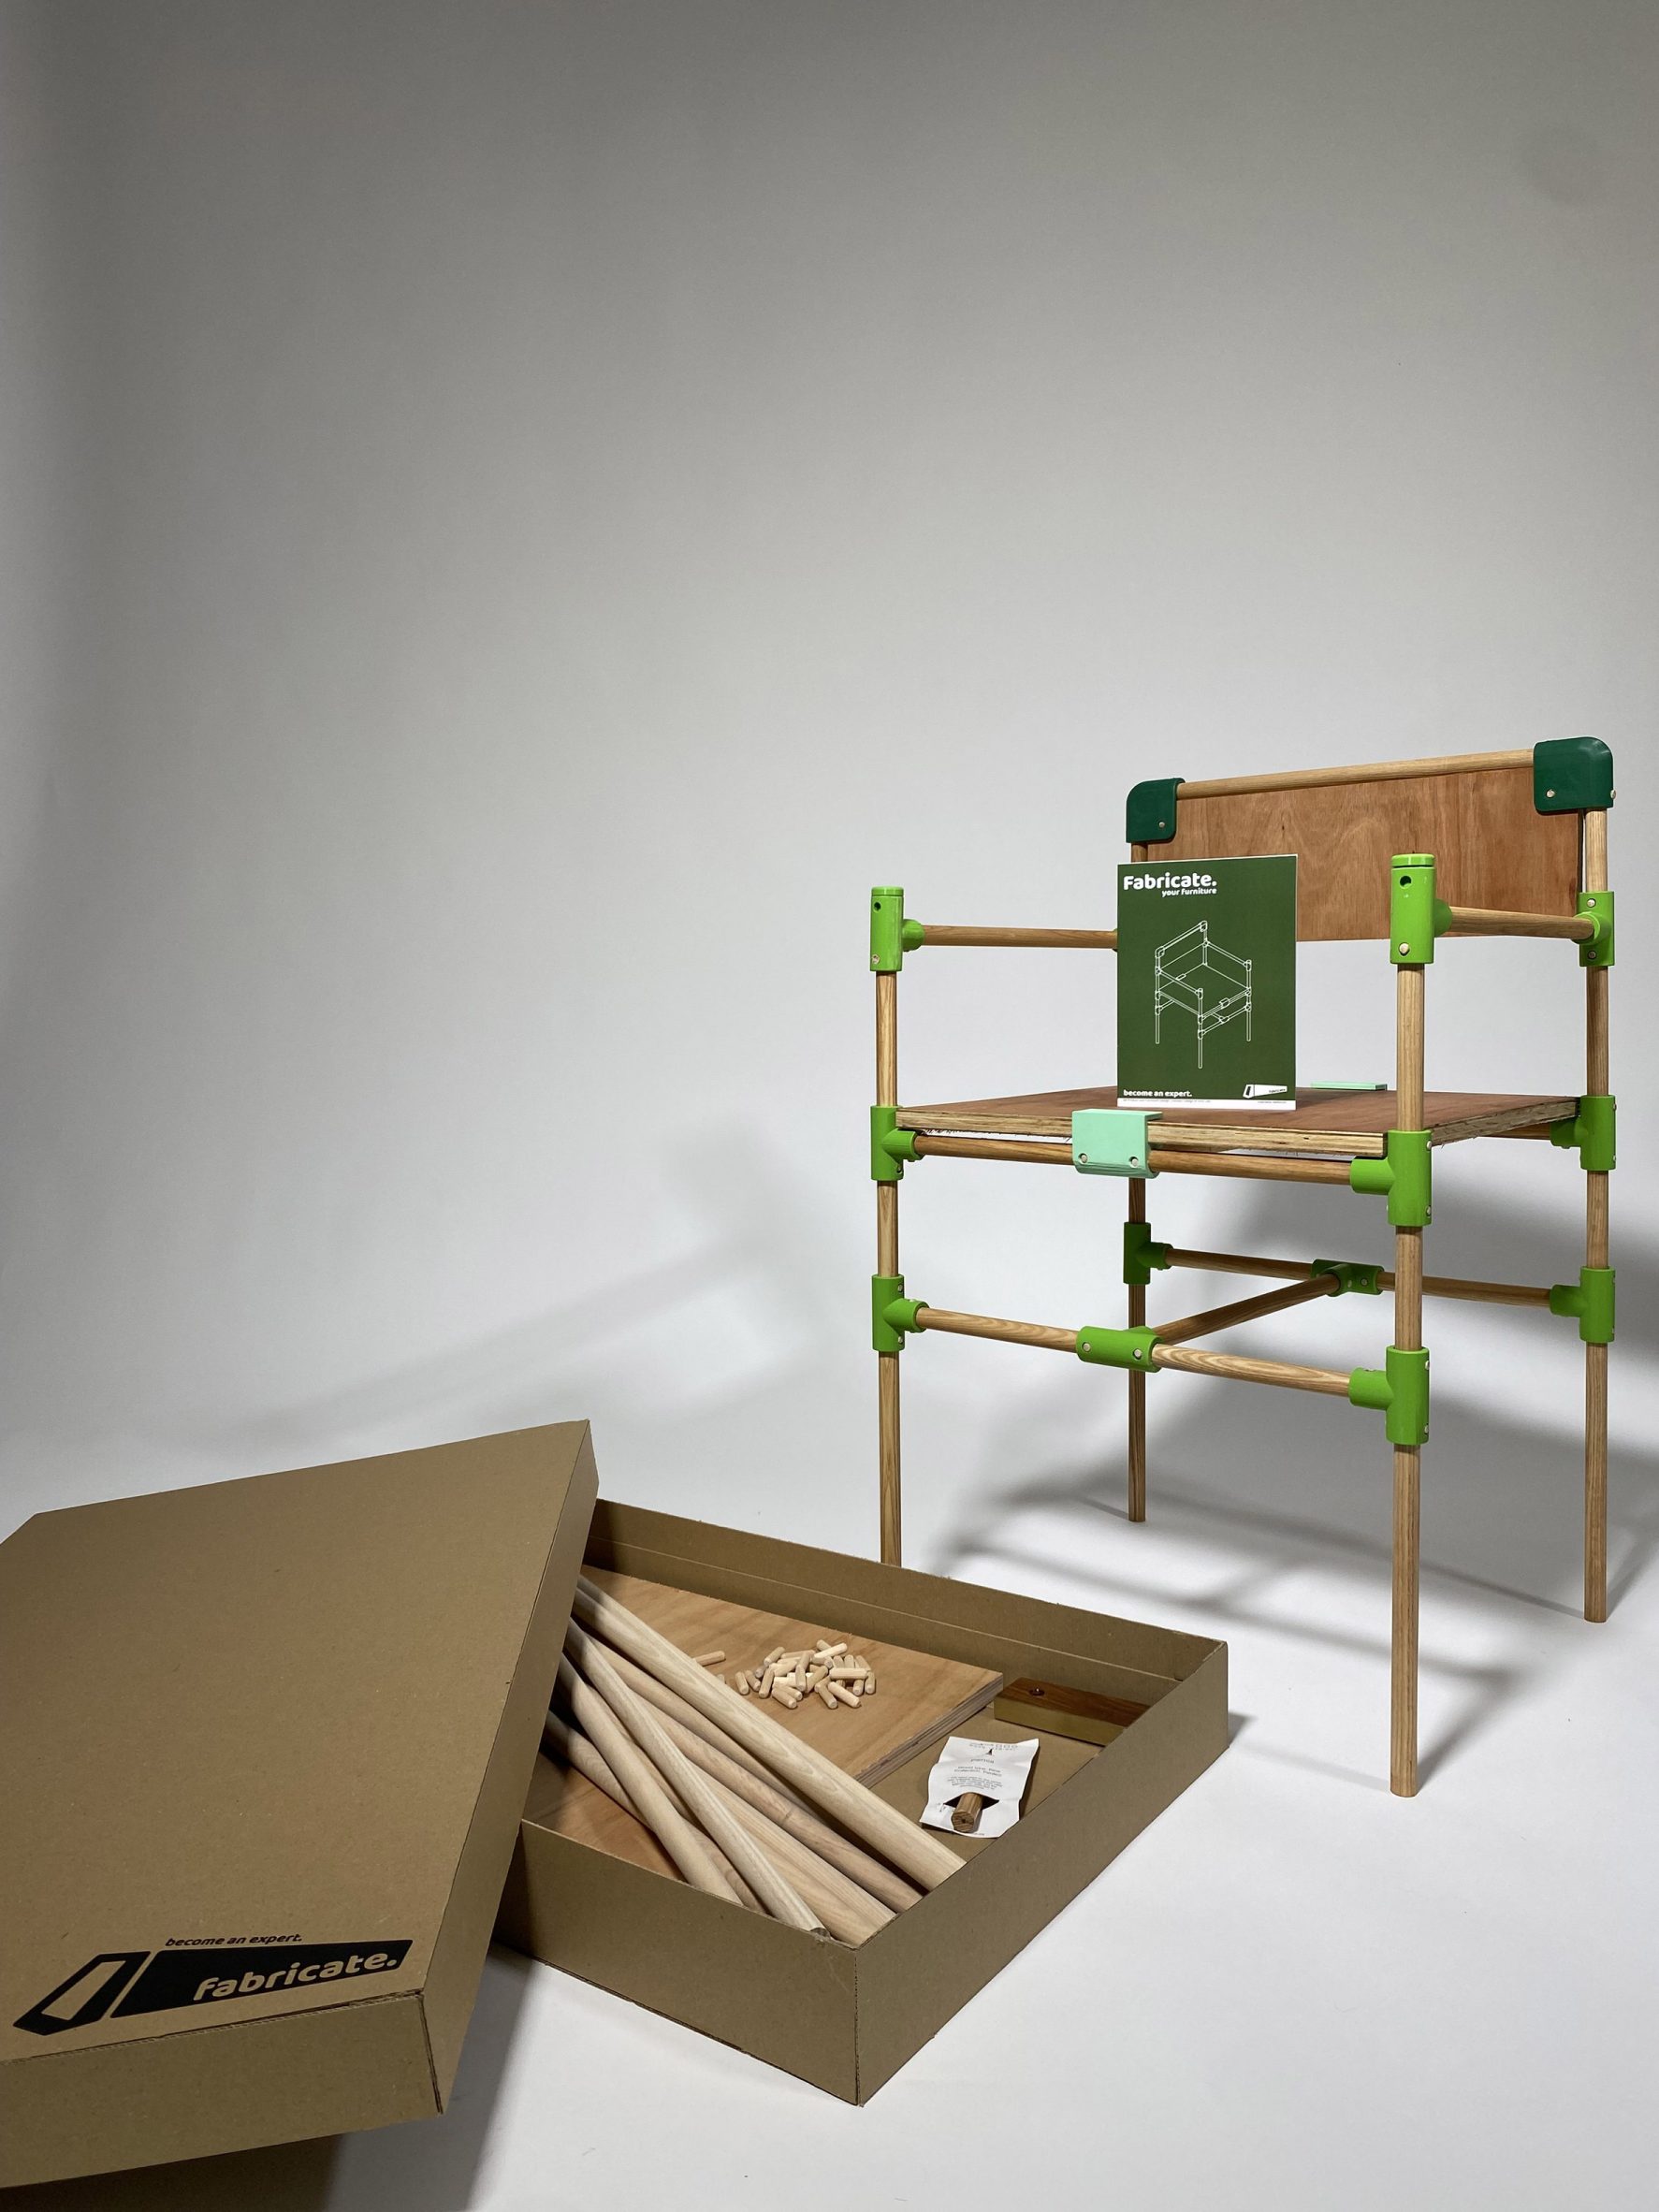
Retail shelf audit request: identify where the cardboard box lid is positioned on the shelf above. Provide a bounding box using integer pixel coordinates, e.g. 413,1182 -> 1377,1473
0,1421 -> 597,2189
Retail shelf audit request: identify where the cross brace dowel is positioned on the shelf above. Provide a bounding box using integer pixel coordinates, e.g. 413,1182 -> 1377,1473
910,1133 -> 1353,1186
1160,1245 -> 1555,1308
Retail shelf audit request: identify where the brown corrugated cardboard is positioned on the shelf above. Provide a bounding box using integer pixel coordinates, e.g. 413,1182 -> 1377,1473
0,1422 -> 596,2190
499,1500 -> 1228,2102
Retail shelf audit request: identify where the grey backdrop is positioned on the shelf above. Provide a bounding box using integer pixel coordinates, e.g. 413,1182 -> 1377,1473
2,6 -> 1656,2209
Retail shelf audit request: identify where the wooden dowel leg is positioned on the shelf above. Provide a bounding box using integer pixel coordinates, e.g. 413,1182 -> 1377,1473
877,969 -> 902,1564
1391,1445 -> 1420,1796
1583,809 -> 1609,1623
1391,959 -> 1425,1798
1128,1179 -> 1147,1522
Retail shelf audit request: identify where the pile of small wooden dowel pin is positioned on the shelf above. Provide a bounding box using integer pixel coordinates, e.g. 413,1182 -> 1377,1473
714,1640 -> 875,1710
545,1576 -> 963,1944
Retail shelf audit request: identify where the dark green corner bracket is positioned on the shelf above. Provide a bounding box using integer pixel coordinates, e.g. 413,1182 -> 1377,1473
1390,853 -> 1451,966
1124,1220 -> 1173,1288
1348,1346 -> 1431,1447
1550,1266 -> 1615,1346
1310,1259 -> 1383,1297
870,1105 -> 920,1182
872,1274 -> 924,1353
870,889 -> 926,972
1534,736 -> 1615,815
1576,888 -> 1614,968
1126,778 -> 1183,846
1076,1324 -> 1161,1370
1349,1130 -> 1433,1227
1550,1094 -> 1616,1172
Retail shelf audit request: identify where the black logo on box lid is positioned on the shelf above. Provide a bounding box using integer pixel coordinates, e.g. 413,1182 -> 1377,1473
14,1940 -> 413,2037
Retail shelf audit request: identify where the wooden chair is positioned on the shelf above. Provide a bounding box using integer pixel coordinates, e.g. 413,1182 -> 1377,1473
868,740 -> 1615,1794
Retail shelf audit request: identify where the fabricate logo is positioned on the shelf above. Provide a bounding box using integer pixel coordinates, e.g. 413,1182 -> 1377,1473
1123,870 -> 1217,891
13,1939 -> 413,2037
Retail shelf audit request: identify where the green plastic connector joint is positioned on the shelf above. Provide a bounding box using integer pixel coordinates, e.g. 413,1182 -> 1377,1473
1533,736 -> 1615,815
1347,1346 -> 1431,1447
1126,778 -> 1184,846
871,1274 -> 924,1353
1390,854 -> 1452,966
869,1105 -> 920,1183
1576,888 -> 1614,968
1124,1220 -> 1173,1288
1550,1094 -> 1616,1172
1073,1107 -> 1159,1177
1348,1129 -> 1433,1227
1076,1325 -> 1161,1371
1309,1259 -> 1383,1297
869,888 -> 907,973
1549,1266 -> 1616,1345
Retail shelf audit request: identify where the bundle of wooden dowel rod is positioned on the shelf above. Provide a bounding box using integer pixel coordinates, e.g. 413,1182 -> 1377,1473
544,1575 -> 964,1944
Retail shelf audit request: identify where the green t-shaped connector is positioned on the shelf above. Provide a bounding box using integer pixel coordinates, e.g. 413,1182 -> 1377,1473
1348,1346 -> 1430,1447
870,1105 -> 920,1183
870,888 -> 907,973
1576,888 -> 1614,968
1348,1129 -> 1433,1227
1123,1221 -> 1173,1288
1075,1325 -> 1161,1371
1550,1095 -> 1615,1172
871,1274 -> 924,1353
1309,1259 -> 1383,1297
1390,854 -> 1452,966
1550,1266 -> 1615,1345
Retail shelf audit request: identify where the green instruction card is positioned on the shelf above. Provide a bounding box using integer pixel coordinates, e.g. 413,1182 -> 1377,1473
1116,854 -> 1297,1107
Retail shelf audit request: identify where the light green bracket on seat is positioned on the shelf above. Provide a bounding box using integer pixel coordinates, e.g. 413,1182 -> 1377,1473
1073,1108 -> 1158,1177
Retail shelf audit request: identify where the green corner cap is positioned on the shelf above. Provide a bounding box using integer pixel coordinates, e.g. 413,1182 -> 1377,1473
1126,777 -> 1183,846
1576,887 -> 1614,968
1550,1094 -> 1615,1172
870,1105 -> 919,1182
1348,1129 -> 1433,1226
1534,736 -> 1614,814
1550,1265 -> 1615,1345
872,1273 -> 923,1353
1348,1346 -> 1430,1446
1076,1324 -> 1161,1371
1124,1220 -> 1173,1288
870,887 -> 907,972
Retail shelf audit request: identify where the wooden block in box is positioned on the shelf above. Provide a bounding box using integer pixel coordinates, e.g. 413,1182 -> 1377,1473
497,1502 -> 1228,2103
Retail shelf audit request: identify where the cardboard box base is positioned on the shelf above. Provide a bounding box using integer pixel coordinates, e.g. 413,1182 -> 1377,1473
498,1502 -> 1227,2103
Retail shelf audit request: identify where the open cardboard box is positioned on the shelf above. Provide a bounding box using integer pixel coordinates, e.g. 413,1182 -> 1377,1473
2,1426 -> 1227,2185
498,1501 -> 1229,2103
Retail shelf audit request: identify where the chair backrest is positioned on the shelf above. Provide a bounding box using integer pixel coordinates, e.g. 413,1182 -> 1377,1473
1133,755 -> 1581,941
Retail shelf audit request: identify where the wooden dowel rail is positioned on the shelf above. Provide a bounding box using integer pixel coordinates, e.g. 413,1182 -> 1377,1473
910,1133 -> 1354,1186
1150,1344 -> 1353,1396
1152,1273 -> 1339,1346
909,1302 -> 1355,1399
1177,749 -> 1530,801
911,924 -> 1118,949
1441,905 -> 1594,942
912,1307 -> 1078,1353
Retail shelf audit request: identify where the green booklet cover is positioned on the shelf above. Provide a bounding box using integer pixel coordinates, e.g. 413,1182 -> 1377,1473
1116,853 -> 1297,1107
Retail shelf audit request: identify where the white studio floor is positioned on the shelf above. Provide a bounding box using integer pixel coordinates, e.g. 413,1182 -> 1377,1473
19,1386 -> 1656,2212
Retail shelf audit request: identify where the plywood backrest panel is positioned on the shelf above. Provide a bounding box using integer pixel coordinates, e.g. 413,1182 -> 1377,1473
1149,764 -> 1580,940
